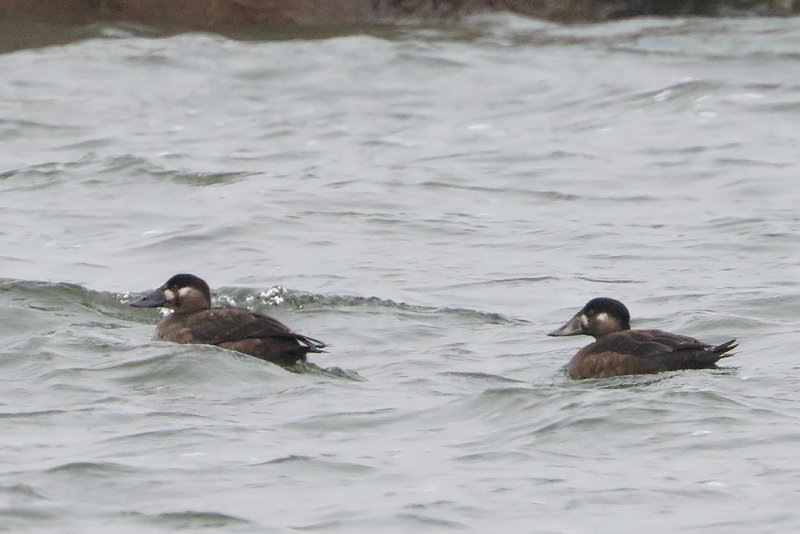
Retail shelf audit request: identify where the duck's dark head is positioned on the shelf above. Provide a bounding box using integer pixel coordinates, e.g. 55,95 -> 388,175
131,273 -> 211,314
548,297 -> 631,339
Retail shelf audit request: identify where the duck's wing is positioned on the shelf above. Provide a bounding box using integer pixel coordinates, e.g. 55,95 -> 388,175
596,330 -> 736,370
188,308 -> 327,352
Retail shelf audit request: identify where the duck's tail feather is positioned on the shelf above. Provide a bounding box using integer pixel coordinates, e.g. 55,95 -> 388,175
712,339 -> 738,359
669,338 -> 737,370
295,334 -> 327,353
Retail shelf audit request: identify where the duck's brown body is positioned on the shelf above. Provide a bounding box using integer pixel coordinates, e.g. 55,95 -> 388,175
565,329 -> 737,379
550,298 -> 737,379
132,274 -> 325,367
155,307 -> 324,367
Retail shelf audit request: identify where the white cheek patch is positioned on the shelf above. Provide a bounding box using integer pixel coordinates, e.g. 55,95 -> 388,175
163,289 -> 176,302
178,287 -> 193,298
580,314 -> 590,329
595,312 -> 610,323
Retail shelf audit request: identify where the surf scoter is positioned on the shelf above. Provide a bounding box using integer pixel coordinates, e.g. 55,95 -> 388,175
548,297 -> 737,379
131,274 -> 326,366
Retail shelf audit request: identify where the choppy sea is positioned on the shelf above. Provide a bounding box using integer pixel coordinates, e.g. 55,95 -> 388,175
1,14 -> 799,533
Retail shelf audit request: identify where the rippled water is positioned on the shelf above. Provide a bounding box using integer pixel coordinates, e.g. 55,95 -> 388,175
1,14 -> 799,533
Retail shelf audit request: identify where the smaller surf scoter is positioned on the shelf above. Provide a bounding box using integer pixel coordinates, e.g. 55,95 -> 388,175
131,274 -> 326,366
548,298 -> 737,379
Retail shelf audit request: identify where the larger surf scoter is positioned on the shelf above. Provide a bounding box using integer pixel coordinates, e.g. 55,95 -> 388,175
548,297 -> 737,379
131,274 -> 326,366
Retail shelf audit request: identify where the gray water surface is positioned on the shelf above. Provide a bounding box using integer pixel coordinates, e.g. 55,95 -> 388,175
1,15 -> 799,533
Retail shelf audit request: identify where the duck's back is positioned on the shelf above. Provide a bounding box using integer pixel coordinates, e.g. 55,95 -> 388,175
156,306 -> 325,366
567,329 -> 736,379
